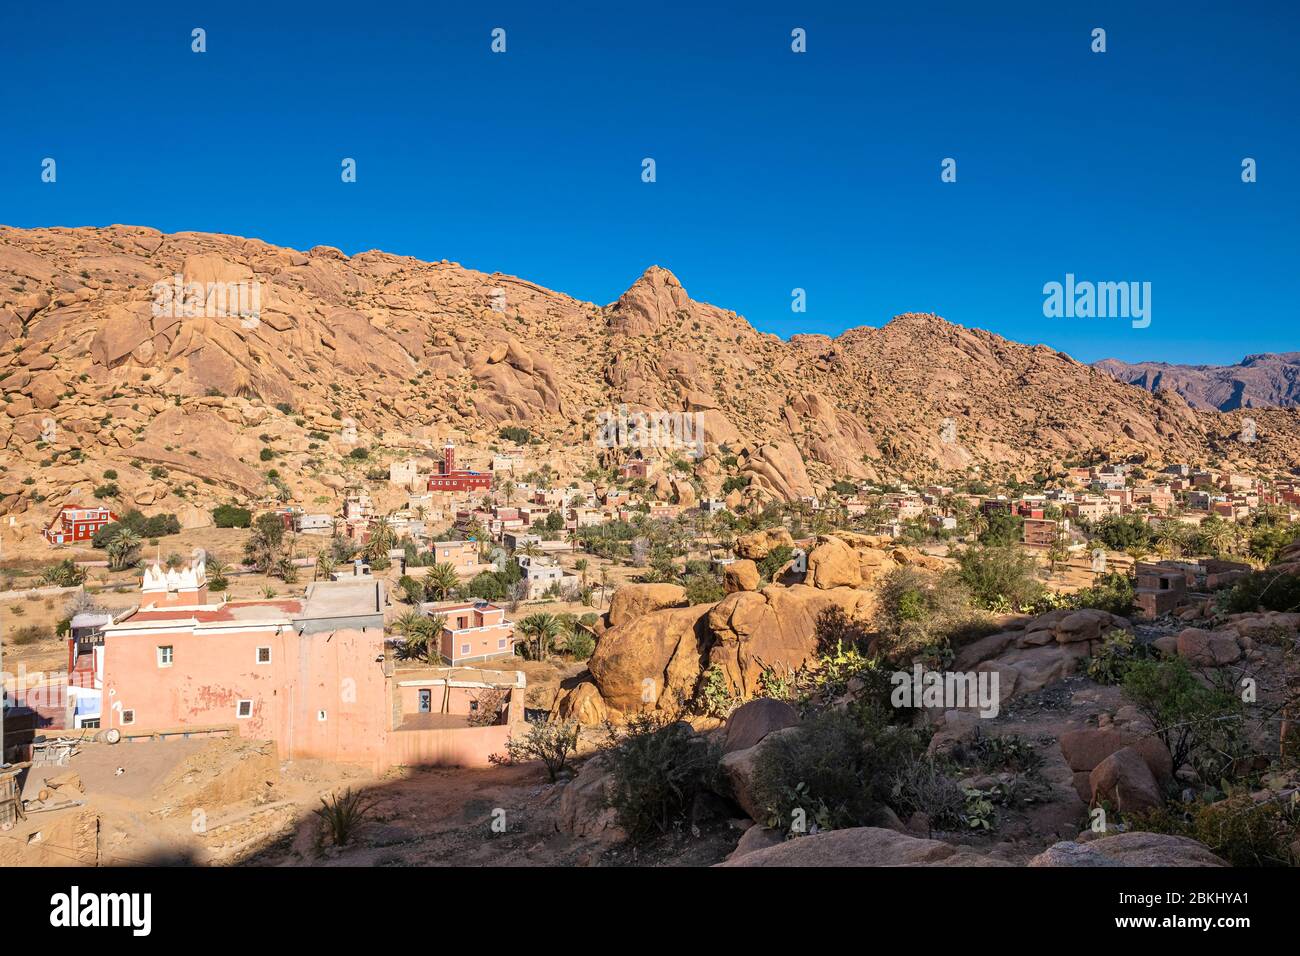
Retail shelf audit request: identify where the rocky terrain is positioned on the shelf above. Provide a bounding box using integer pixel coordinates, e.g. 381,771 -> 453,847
1097,353 -> 1300,411
3,224 -> 1299,550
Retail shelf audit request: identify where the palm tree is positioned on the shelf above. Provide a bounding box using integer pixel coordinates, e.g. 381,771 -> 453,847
106,528 -> 142,571
315,550 -> 337,582
392,611 -> 442,663
516,612 -> 561,662
574,558 -> 589,587
207,555 -> 230,591
1197,519 -> 1233,558
423,562 -> 459,601
517,540 -> 544,559
1153,522 -> 1188,559
366,516 -> 396,562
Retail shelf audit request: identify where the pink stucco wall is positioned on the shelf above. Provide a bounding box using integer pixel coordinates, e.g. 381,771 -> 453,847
102,623 -> 389,767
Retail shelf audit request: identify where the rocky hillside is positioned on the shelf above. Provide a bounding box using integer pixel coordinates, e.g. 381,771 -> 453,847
1096,353 -> 1300,411
2,225 -> 1298,547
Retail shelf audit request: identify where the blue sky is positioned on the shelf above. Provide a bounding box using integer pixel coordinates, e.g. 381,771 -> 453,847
0,1 -> 1295,364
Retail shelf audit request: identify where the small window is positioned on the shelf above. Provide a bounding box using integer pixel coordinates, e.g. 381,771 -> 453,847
121,709 -> 135,725
317,709 -> 327,722
461,644 -> 471,656
236,699 -> 253,719
498,638 -> 507,650
81,718 -> 100,729
157,645 -> 173,667
256,646 -> 272,664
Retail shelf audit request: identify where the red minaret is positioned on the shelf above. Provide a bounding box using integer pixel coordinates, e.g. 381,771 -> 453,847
443,440 -> 455,476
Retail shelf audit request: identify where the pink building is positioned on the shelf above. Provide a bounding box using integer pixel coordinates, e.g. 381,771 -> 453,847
422,601 -> 518,665
96,559 -> 527,771
101,568 -> 390,767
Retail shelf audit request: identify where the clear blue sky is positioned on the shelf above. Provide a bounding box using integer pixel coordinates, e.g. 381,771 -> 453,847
1,1 -> 1295,364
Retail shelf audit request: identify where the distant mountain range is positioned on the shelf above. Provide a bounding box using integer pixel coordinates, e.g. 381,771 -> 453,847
1095,353 -> 1300,411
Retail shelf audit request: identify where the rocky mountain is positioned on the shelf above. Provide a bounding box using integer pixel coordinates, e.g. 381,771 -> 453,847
2,225 -> 1298,547
1095,353 -> 1300,411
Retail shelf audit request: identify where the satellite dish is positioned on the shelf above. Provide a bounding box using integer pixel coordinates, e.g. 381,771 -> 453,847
104,728 -> 121,744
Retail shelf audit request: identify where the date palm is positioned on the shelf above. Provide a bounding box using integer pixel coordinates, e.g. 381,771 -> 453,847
516,612 -> 561,662
423,562 -> 459,601
315,550 -> 337,582
106,528 -> 142,571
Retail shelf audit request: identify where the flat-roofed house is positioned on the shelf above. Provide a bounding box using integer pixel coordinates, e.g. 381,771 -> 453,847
420,600 -> 518,665
43,504 -> 117,545
101,565 -> 389,768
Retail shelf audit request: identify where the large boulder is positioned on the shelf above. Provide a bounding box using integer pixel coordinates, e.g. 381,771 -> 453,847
805,535 -> 862,589
587,603 -> 711,715
723,559 -> 760,593
723,699 -> 800,755
607,582 -> 688,628
717,826 -> 1013,867
719,725 -> 801,821
1059,728 -> 1174,784
742,441 -> 815,501
734,527 -> 795,561
1088,747 -> 1164,814
1030,833 -> 1225,867
556,755 -> 622,840
551,681 -> 608,726
1175,628 -> 1242,667
725,825 -> 784,862
707,584 -> 873,697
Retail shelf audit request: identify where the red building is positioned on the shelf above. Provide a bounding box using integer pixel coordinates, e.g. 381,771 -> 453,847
43,504 -> 118,545
427,442 -> 491,493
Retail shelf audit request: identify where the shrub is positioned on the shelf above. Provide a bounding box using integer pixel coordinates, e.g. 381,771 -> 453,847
1069,571 -> 1135,616
498,425 -> 531,444
749,709 -> 930,834
1121,658 -> 1245,780
503,720 -> 579,781
313,788 -> 377,847
1129,793 -> 1300,867
1220,570 -> 1300,615
38,559 -> 87,588
565,628 -> 595,660
813,605 -> 872,656
604,715 -> 721,842
694,663 -> 738,718
10,624 -> 50,645
1086,627 -> 1152,684
756,545 -> 793,582
955,545 -> 1044,610
873,567 -> 980,666
212,504 -> 253,529
887,757 -> 967,835
683,572 -> 724,605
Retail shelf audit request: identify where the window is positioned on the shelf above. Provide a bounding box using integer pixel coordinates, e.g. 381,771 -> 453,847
256,646 -> 272,664
418,690 -> 431,713
156,645 -> 173,667
461,644 -> 471,656
236,699 -> 253,719
120,709 -> 135,725
498,638 -> 507,650
317,709 -> 327,722
81,718 -> 100,729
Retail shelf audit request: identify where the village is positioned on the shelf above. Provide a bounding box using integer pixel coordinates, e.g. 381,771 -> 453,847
3,424 -> 1299,868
